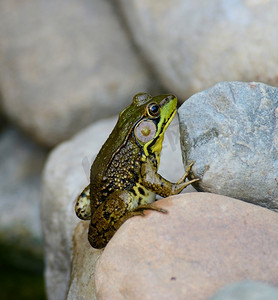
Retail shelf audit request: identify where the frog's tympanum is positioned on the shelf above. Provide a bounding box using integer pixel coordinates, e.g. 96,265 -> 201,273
75,93 -> 199,249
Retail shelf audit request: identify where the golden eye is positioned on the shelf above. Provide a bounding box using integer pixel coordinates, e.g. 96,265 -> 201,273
147,103 -> 160,117
134,120 -> 157,143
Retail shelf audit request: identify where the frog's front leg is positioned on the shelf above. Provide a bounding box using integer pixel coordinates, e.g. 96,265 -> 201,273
88,190 -> 164,249
141,159 -> 199,198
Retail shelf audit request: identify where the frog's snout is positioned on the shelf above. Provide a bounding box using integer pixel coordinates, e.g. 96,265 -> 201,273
160,94 -> 176,107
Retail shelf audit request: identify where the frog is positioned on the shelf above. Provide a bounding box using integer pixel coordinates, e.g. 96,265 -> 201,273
75,93 -> 199,249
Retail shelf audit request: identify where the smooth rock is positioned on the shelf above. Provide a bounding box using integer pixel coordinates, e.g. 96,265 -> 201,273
95,193 -> 278,300
210,280 -> 278,300
118,0 -> 278,99
179,81 -> 278,211
0,127 -> 47,254
41,114 -> 189,300
0,0 -> 153,147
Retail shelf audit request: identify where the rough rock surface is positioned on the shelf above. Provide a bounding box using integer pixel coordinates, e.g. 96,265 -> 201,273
0,0 -> 153,147
95,193 -> 278,300
118,0 -> 278,99
179,81 -> 278,211
210,280 -> 278,300
0,127 -> 47,253
41,115 -> 188,300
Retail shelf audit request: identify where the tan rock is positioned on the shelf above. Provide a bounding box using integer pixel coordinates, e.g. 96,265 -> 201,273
67,221 -> 102,300
95,193 -> 278,300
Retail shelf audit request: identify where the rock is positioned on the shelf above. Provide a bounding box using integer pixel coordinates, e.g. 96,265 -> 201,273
0,127 -> 47,254
0,112 -> 7,133
179,81 -> 278,211
41,114 -> 188,300
95,193 -> 278,300
67,221 -> 101,300
0,0 -> 154,147
118,0 -> 278,99
210,280 -> 278,300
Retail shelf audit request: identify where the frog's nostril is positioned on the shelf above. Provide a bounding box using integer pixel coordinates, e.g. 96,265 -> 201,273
168,95 -> 175,100
160,94 -> 176,106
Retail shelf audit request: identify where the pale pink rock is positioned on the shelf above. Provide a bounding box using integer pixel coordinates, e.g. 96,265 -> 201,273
95,193 -> 278,300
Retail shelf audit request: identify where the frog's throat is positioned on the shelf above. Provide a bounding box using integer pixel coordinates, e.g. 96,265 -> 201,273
142,107 -> 177,158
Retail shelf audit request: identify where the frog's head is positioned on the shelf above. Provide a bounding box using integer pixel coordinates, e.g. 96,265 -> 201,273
119,93 -> 177,158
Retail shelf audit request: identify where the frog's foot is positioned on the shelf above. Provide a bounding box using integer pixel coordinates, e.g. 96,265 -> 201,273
177,161 -> 199,183
75,184 -> 91,220
171,162 -> 200,194
133,203 -> 167,214
177,161 -> 193,181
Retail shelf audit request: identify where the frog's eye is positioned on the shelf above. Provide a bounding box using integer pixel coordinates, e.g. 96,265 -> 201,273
134,120 -> 157,143
147,103 -> 160,117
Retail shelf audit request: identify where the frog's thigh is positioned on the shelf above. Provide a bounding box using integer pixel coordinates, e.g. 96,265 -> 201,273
88,190 -> 141,249
75,184 -> 91,220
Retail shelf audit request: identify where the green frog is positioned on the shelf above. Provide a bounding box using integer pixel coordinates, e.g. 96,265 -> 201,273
75,93 -> 199,249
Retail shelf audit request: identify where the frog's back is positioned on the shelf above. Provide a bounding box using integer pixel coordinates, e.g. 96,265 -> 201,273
90,103 -> 144,210
89,93 -> 174,212
90,119 -> 131,195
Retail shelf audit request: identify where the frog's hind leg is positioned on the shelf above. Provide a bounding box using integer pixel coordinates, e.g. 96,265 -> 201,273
88,190 -> 143,249
88,190 -> 167,249
75,184 -> 91,220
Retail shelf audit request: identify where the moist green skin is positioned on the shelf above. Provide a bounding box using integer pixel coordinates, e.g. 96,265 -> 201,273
75,93 -> 199,249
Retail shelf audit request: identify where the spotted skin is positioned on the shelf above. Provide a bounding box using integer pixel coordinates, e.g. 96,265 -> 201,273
75,185 -> 91,220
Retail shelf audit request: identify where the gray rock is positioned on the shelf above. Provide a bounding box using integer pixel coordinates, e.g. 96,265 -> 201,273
210,281 -> 278,300
179,81 -> 278,211
41,114 -> 188,300
118,0 -> 278,99
0,0 -> 154,147
0,127 -> 47,254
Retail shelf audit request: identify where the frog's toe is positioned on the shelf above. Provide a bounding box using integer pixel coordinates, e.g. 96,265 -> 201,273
75,185 -> 91,220
134,203 -> 167,214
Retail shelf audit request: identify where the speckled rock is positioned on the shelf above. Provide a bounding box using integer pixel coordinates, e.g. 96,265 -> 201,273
179,81 -> 278,211
118,0 -> 278,99
0,127 -> 47,253
210,281 -> 278,300
0,0 -> 153,147
41,114 -> 189,300
95,193 -> 278,300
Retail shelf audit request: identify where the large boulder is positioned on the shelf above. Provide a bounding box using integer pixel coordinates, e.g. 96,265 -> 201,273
118,0 -> 278,98
0,0 -> 153,147
95,193 -> 278,299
